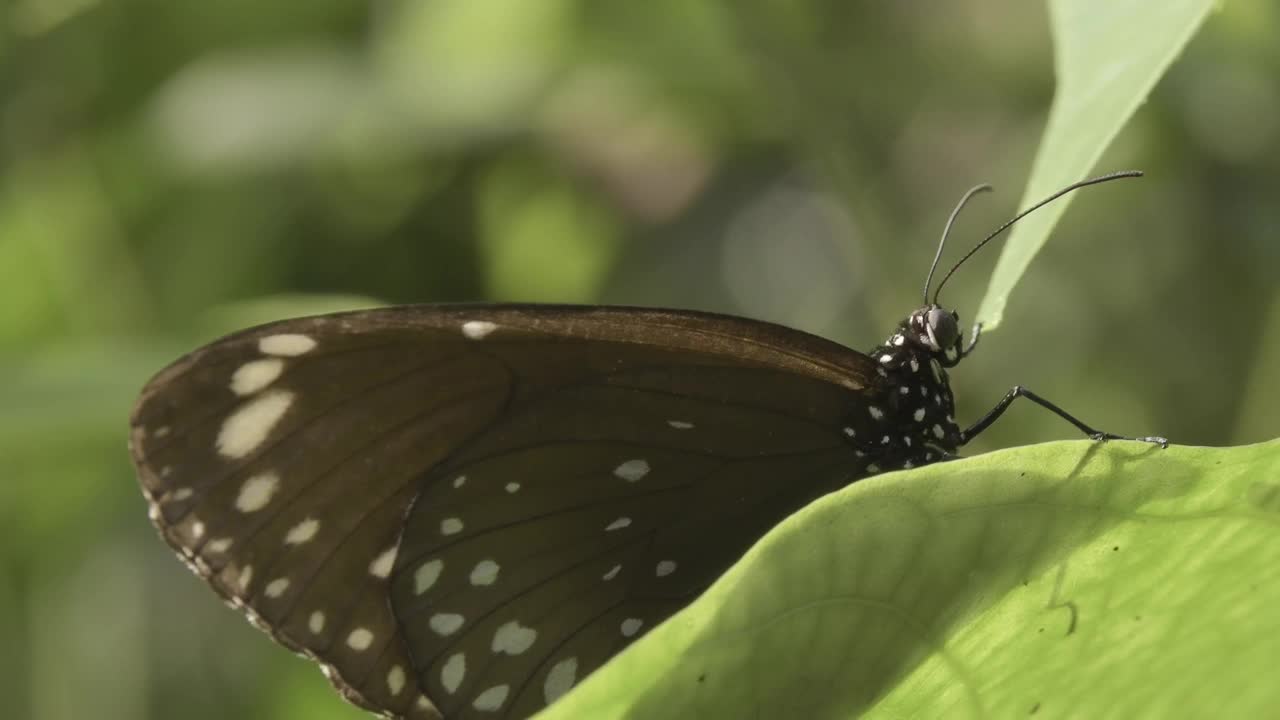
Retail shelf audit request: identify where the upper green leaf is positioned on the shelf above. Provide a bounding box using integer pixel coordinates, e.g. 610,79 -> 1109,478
974,0 -> 1216,330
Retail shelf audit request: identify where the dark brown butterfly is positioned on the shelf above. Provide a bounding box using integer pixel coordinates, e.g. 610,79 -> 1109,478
128,172 -> 1165,719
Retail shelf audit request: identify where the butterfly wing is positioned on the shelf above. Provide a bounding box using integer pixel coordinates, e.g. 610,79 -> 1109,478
129,305 -> 887,719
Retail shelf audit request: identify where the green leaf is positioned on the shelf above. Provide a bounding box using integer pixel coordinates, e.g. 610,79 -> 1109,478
539,439 -> 1280,718
974,0 -> 1216,331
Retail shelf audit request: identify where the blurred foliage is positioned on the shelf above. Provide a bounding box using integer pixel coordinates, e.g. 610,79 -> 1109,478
1,1 -> 1277,719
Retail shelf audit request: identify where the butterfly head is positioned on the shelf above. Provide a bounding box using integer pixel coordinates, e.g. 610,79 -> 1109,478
902,304 -> 966,367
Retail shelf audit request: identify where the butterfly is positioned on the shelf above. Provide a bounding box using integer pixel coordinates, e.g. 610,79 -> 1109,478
128,171 -> 1166,719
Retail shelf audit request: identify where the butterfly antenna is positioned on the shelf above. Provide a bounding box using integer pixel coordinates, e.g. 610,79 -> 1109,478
931,170 -> 1144,305
923,183 -> 993,304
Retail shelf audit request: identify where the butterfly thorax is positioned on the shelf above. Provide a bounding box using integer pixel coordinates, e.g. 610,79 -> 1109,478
840,305 -> 965,470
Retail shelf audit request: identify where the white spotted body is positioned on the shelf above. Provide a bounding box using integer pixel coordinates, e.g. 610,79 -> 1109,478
840,305 -> 965,470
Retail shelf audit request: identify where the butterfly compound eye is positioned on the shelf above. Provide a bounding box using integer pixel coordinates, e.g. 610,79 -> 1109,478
925,307 -> 959,351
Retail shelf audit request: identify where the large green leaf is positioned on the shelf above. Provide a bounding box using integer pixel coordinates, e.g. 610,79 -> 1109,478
540,439 -> 1280,718
974,0 -> 1216,330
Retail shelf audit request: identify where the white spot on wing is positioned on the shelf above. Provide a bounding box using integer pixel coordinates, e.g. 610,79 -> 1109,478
264,577 -> 289,598
470,560 -> 500,586
933,424 -> 945,439
602,564 -> 621,581
491,620 -> 537,655
235,472 -> 280,513
868,406 -> 884,421
207,537 -> 232,554
430,613 -> 465,636
472,685 -> 509,712
237,565 -> 253,593
667,420 -> 694,429
415,559 -> 443,594
452,475 -> 466,488
913,407 -> 926,422
543,657 -> 579,705
613,459 -> 650,481
308,611 -> 325,634
171,487 -> 193,501
461,320 -> 498,339
387,665 -> 406,696
440,517 -> 463,535
217,390 -> 294,459
620,618 -> 644,637
441,653 -> 466,694
347,627 -> 374,651
655,560 -> 677,577
505,482 -> 520,493
230,358 -> 285,396
605,517 -> 631,531
284,517 -> 319,545
258,333 -> 316,356
369,544 -> 398,578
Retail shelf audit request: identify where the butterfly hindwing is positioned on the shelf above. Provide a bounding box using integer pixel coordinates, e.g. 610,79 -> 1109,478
390,364 -> 865,717
129,305 -> 884,718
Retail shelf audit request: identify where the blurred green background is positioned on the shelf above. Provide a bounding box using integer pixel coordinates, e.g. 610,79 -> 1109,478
2,1 -> 1278,718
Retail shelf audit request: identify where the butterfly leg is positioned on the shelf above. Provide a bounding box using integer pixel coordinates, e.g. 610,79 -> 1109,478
960,385 -> 1169,448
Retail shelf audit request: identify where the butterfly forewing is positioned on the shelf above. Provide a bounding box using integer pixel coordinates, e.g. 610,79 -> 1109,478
132,317 -> 511,717
130,305 -> 885,719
